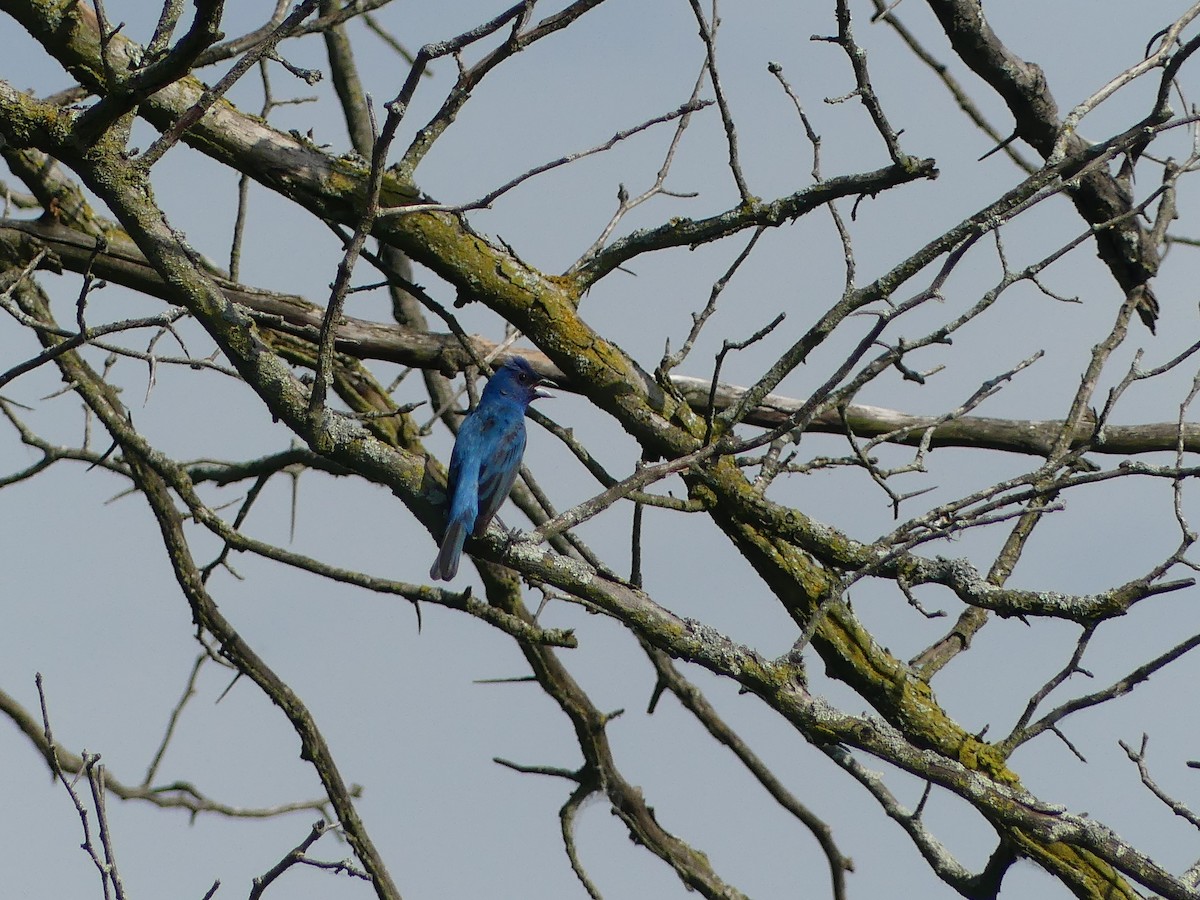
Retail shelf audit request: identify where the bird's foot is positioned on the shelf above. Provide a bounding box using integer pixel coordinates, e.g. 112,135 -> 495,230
492,515 -> 531,545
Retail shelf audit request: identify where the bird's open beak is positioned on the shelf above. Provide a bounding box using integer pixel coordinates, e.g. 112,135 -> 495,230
534,381 -> 555,401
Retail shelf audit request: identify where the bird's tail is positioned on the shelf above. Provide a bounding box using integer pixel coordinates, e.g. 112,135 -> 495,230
429,518 -> 467,581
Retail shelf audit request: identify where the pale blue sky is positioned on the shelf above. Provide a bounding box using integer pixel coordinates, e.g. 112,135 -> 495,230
4,3 -> 1200,898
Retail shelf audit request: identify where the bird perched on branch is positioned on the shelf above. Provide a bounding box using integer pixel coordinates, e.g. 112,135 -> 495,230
429,356 -> 552,581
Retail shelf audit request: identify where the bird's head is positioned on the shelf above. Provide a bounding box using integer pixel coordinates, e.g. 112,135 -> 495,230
486,356 -> 554,406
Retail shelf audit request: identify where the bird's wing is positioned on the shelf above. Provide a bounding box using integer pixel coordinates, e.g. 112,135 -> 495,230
441,404 -> 491,540
473,413 -> 527,537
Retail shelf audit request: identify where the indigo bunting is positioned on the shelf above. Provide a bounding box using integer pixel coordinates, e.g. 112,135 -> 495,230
429,357 -> 551,581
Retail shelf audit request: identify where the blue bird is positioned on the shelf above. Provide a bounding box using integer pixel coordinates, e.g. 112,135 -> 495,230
430,356 -> 551,581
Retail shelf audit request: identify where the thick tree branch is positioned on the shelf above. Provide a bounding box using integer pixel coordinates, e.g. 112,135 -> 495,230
924,0 -> 1170,330
7,219 -> 1200,458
